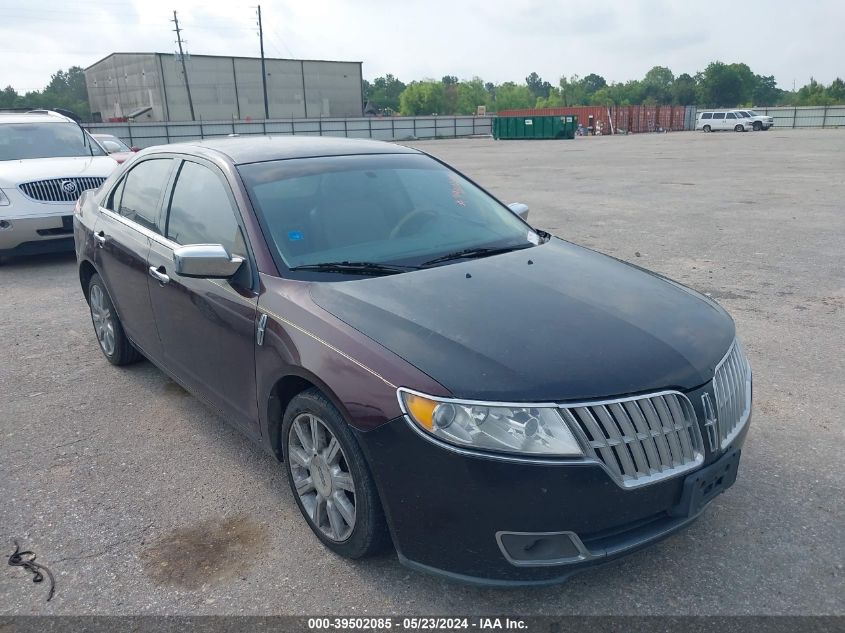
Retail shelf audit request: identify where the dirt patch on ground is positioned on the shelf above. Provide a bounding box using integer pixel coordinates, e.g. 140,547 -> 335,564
141,516 -> 269,589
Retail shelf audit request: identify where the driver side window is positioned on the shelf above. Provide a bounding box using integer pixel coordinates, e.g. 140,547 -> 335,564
166,160 -> 246,257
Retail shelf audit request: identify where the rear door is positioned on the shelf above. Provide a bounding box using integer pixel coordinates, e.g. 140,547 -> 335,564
93,157 -> 175,361
146,158 -> 259,433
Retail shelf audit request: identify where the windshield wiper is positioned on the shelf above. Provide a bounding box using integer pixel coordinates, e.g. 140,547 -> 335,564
421,243 -> 534,267
289,261 -> 418,276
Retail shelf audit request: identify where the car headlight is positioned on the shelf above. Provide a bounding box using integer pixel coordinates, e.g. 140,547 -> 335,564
399,389 -> 583,457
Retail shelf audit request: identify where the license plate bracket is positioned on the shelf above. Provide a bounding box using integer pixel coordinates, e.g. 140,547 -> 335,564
670,449 -> 741,517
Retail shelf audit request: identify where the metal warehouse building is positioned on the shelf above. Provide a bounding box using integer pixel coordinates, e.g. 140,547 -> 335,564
84,53 -> 363,122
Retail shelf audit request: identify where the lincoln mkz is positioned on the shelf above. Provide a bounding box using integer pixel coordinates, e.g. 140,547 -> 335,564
74,137 -> 752,585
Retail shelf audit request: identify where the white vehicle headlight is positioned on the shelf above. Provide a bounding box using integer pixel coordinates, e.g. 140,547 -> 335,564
399,389 -> 584,457
0,189 -> 9,206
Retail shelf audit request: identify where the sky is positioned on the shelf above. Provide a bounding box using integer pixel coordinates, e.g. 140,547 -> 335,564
2,0 -> 843,93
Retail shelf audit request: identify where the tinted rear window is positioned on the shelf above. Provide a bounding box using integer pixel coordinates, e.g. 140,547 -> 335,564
701,113 -> 713,119
713,113 -> 726,120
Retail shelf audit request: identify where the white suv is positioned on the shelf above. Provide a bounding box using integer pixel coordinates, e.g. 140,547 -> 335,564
695,110 -> 753,133
0,111 -> 118,259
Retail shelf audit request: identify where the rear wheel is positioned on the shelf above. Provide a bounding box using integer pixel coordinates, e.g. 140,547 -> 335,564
87,274 -> 143,365
282,388 -> 388,559
703,125 -> 711,133
734,124 -> 745,132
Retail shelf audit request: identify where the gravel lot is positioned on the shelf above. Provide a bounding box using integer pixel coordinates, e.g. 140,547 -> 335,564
1,129 -> 843,615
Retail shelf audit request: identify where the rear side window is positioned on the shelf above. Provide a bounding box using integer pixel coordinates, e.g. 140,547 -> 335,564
118,159 -> 173,233
726,112 -> 737,119
166,161 -> 246,256
700,113 -> 713,119
106,177 -> 126,212
712,113 -> 726,120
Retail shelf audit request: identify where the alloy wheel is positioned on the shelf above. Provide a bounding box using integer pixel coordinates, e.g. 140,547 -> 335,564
288,412 -> 357,542
89,284 -> 116,356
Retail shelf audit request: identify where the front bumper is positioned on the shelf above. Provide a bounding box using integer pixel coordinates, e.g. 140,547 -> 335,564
0,214 -> 75,256
356,403 -> 750,585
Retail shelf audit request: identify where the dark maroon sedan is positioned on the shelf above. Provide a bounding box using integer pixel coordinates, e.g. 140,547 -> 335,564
74,137 -> 752,585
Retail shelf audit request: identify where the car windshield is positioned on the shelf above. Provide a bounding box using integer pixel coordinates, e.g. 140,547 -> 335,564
737,111 -> 750,117
97,135 -> 130,152
239,153 -> 539,273
745,110 -> 759,116
0,122 -> 106,161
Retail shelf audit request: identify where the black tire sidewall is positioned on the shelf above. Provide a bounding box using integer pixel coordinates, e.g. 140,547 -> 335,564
703,125 -> 711,132
281,388 -> 388,559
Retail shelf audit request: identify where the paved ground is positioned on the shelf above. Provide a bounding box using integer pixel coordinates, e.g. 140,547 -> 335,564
1,129 -> 843,615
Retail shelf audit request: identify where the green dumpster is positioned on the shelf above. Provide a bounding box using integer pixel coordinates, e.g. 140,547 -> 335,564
492,115 -> 577,140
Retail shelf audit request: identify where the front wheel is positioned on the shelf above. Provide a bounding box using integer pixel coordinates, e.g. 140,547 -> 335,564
753,121 -> 762,131
282,388 -> 388,559
734,124 -> 745,132
87,274 -> 143,365
703,125 -> 711,133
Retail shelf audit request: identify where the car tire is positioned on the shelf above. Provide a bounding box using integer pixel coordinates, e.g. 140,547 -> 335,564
703,125 -> 711,133
734,124 -> 745,132
87,273 -> 143,366
282,388 -> 389,559
753,121 -> 762,131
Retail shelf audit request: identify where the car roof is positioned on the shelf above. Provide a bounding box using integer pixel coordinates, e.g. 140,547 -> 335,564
0,111 -> 76,124
148,135 -> 421,165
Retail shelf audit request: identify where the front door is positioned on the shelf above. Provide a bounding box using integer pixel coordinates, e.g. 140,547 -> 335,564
146,158 -> 259,433
93,157 -> 175,361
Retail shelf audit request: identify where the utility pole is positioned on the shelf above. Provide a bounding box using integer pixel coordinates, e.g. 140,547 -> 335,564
172,10 -> 196,121
257,5 -> 270,119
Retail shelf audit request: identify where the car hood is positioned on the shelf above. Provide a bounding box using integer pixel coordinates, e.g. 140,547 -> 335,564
0,156 -> 118,188
309,239 -> 735,402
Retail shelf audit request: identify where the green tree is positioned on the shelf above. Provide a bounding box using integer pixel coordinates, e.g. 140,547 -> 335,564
491,82 -> 534,111
696,62 -> 751,107
366,74 -> 406,113
827,78 -> 845,102
559,75 -> 588,106
525,72 -> 552,100
642,66 -> 674,103
399,81 -> 446,115
793,78 -> 833,105
0,85 -> 20,109
580,73 -> 607,96
671,73 -> 698,105
441,75 -> 459,86
751,74 -> 783,106
456,78 -> 489,114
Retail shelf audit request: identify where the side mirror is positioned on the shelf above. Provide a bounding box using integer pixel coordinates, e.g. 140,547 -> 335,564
173,244 -> 244,279
130,146 -> 141,152
508,202 -> 530,220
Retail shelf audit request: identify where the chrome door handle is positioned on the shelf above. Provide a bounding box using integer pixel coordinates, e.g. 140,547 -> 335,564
148,266 -> 170,285
93,231 -> 106,246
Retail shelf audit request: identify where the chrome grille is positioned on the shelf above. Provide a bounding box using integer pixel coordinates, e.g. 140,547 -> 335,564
712,339 -> 752,449
560,392 -> 703,488
19,177 -> 106,203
